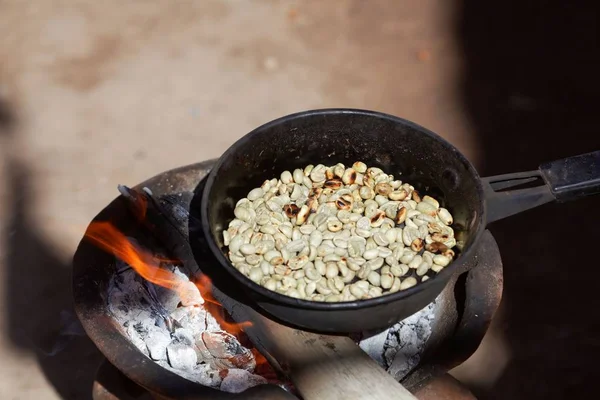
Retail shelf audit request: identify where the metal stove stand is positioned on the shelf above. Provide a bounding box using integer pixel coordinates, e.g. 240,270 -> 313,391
74,161 -> 503,400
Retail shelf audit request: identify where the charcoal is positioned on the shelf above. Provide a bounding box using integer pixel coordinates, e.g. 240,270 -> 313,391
358,328 -> 391,367
172,269 -> 205,307
145,326 -> 172,361
109,254 -> 262,388
219,369 -> 267,394
126,324 -> 149,356
170,307 -> 190,322
195,331 -> 255,371
167,343 -> 198,370
382,302 -> 435,381
170,306 -> 208,333
173,328 -> 195,347
356,300 -> 435,381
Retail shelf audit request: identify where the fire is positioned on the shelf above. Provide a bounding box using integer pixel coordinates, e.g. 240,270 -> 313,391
85,219 -> 282,384
251,348 -> 274,379
194,274 -> 252,336
85,221 -> 196,300
84,221 -> 252,339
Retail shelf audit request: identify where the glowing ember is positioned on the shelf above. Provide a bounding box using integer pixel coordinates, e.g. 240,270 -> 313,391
251,349 -> 278,382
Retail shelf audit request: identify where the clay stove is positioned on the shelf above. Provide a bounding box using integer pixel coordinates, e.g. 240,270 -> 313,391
73,160 -> 503,399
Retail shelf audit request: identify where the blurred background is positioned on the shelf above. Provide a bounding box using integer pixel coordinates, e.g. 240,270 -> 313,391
0,0 -> 598,399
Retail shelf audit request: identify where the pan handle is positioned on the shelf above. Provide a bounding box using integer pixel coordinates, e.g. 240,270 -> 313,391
483,150 -> 600,224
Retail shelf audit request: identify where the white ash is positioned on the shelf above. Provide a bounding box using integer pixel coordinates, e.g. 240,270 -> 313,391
166,342 -> 198,370
107,258 -> 266,391
358,301 -> 435,381
220,368 -> 271,394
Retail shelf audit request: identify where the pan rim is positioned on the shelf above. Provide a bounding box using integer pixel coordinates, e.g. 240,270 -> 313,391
200,108 -> 487,311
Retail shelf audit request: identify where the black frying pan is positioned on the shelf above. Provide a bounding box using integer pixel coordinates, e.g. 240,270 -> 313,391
200,108 -> 599,333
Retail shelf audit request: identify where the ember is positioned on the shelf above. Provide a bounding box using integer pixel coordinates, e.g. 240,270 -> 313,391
85,221 -> 275,392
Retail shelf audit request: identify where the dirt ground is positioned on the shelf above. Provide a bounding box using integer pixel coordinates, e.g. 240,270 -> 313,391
0,1 -> 598,399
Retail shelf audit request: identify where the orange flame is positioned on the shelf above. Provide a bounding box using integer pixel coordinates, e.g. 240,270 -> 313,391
251,348 -> 273,376
84,221 -> 253,338
194,274 -> 253,336
85,221 -> 194,296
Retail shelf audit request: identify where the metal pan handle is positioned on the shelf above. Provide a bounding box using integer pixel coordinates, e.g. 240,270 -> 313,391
483,150 -> 600,224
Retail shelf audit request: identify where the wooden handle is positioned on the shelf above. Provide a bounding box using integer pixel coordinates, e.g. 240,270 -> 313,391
257,318 -> 418,400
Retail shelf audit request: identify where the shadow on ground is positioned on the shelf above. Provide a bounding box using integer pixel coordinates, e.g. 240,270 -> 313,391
2,105 -> 103,399
458,0 -> 600,399
0,100 -> 15,135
